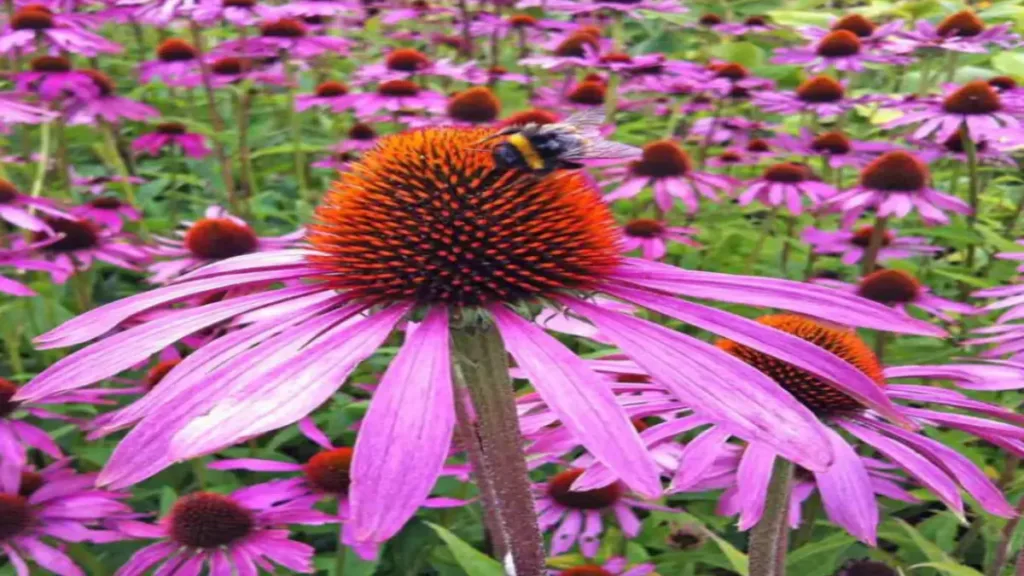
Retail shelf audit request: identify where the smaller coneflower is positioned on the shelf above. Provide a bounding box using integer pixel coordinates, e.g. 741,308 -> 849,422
738,162 -> 837,214
828,150 -> 970,226
139,38 -> 201,85
147,206 -> 303,283
540,0 -> 683,16
378,0 -> 455,25
0,5 -> 121,56
885,80 -> 1023,143
770,129 -> 892,169
0,461 -> 131,574
469,12 -> 569,42
713,14 -> 777,36
773,29 -> 909,72
688,116 -> 771,146
342,80 -> 447,116
520,30 -> 606,71
803,225 -> 940,265
205,55 -> 288,87
534,79 -> 613,112
0,178 -> 71,233
15,216 -> 148,282
115,485 -> 335,575
896,9 -> 1019,54
70,171 -> 145,195
704,61 -> 775,96
440,61 -> 533,85
815,269 -> 976,322
132,122 -> 211,158
800,14 -> 907,53
603,140 -> 734,213
548,557 -> 656,576
1,242 -> 66,296
72,196 -> 142,232
402,86 -> 501,127
499,108 -> 562,128
753,75 -> 875,117
15,55 -> 99,101
916,131 -> 1016,167
220,17 -> 352,58
535,467 -> 666,557
296,80 -> 350,111
353,48 -> 436,84
191,0 -> 272,25
330,121 -> 379,154
65,69 -> 158,125
620,218 -> 699,260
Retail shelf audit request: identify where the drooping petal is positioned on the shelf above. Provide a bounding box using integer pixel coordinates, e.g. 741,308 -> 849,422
346,307 -> 455,546
813,427 -> 878,545
566,297 -> 833,472
736,443 -> 775,531
491,305 -> 662,497
670,427 -> 732,493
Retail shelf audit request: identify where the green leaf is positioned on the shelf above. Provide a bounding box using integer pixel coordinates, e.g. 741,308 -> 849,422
671,512 -> 749,575
992,52 -> 1024,78
894,519 -> 955,563
910,562 -> 985,576
425,522 -> 505,576
708,42 -> 766,69
764,10 -> 834,27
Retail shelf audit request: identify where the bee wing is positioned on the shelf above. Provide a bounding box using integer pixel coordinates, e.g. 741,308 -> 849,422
560,108 -> 607,137
562,139 -> 643,161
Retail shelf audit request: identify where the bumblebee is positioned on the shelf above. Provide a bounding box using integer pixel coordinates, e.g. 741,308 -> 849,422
476,109 -> 641,174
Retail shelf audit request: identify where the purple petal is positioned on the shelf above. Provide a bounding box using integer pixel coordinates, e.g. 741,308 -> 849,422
813,427 -> 878,545
736,443 -> 775,531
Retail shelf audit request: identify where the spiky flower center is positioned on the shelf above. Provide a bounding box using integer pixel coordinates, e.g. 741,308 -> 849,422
630,140 -> 690,178
30,55 -> 71,73
810,131 -> 852,155
447,87 -> 501,123
936,10 -> 984,38
211,57 -> 252,76
157,122 -> 187,135
501,109 -> 559,127
711,62 -> 748,80
547,468 -> 623,510
625,218 -> 665,238
831,14 -> 876,37
796,76 -> 844,103
698,13 -> 722,26
18,472 -> 44,497
315,81 -> 348,98
81,70 -> 114,97
260,18 -> 307,38
859,151 -> 929,192
224,0 -> 257,6
348,123 -> 376,140
857,269 -> 920,305
763,163 -> 808,183
169,493 -> 255,549
11,6 -> 53,30
145,359 -> 181,390
559,567 -> 614,576
942,132 -> 987,154
942,81 -> 1002,115
157,39 -> 198,62
303,447 -> 353,494
851,226 -> 892,248
567,81 -> 606,105
599,52 -> 632,64
0,494 -> 31,540
184,218 -> 259,260
555,32 -> 599,58
385,48 -> 431,72
717,151 -> 743,164
36,219 -> 100,252
746,139 -> 772,153
717,315 -> 884,415
507,14 -> 537,27
988,76 -> 1018,92
0,378 -> 19,418
377,79 -> 419,97
744,15 -> 768,26
306,128 -> 620,306
89,196 -> 123,210
0,179 -> 19,204
816,30 -> 861,57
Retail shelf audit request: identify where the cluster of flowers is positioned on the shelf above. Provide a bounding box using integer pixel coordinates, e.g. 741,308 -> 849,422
1,0 -> 1023,574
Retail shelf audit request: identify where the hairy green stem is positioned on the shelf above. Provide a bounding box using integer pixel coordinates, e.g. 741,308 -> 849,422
860,215 -> 888,276
749,460 -> 794,576
451,321 -> 545,576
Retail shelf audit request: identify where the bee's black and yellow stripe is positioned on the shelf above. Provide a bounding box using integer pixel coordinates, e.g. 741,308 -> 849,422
506,133 -> 546,171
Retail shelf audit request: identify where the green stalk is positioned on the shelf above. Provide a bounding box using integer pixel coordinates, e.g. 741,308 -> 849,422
451,319 -> 545,576
29,120 -> 51,203
962,126 -> 981,299
99,121 -> 136,205
749,460 -> 794,576
284,59 -> 311,202
745,207 -> 778,268
333,540 -> 347,576
189,22 -> 238,211
860,215 -> 888,277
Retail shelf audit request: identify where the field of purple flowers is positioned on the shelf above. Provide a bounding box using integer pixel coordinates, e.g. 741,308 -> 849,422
2,0 -> 1024,574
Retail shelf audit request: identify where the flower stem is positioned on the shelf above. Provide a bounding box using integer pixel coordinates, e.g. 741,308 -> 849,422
29,119 -> 51,204
745,207 -> 777,268
860,215 -> 888,276
234,86 -> 257,210
987,493 -> 1024,576
962,126 -> 981,299
334,538 -> 347,576
451,319 -> 545,576
284,60 -> 311,203
748,459 -> 794,576
189,22 -> 239,212
697,101 -> 724,169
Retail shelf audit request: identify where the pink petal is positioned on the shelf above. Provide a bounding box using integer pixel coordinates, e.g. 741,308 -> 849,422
813,427 -> 878,545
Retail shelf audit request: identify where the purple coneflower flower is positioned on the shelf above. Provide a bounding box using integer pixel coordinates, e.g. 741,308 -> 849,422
0,178 -> 71,232
703,61 -> 774,97
773,29 -> 909,73
435,60 -> 532,85
18,127 -> 941,555
378,0 -> 455,25
803,225 -> 941,265
738,162 -> 837,214
147,206 -> 303,283
342,79 -> 447,116
620,218 -> 698,260
534,79 -> 611,112
15,55 -> 98,101
895,10 -> 1019,54
219,17 -> 351,59
915,131 -> 1016,166
828,150 -> 970,226
72,196 -> 142,233
12,217 -> 148,283
712,14 -> 777,36
535,467 -> 667,557
139,38 -> 201,86
688,116 -> 772,146
0,5 -> 121,56
537,0 -> 683,16
205,55 -> 289,87
520,30 -> 607,71
753,75 -> 875,117
604,140 -> 734,213
65,70 -> 159,125
295,80 -> 351,112
191,0 -> 273,25
406,86 -> 502,127
1,460 -> 131,574
115,484 -> 334,575
548,557 -> 655,576
885,80 -> 1023,143
770,129 -> 891,169
132,122 -> 211,158
800,14 -> 907,53
2,246 -> 61,296
815,269 -> 976,323
70,171 -> 145,195
0,92 -> 56,125
352,48 -> 438,84
470,12 -> 567,42
333,122 -> 379,152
